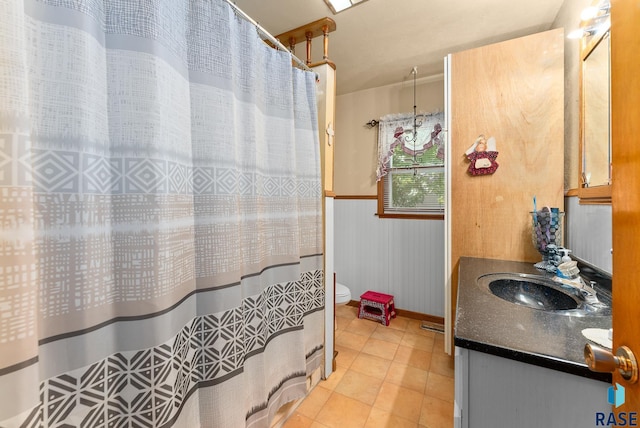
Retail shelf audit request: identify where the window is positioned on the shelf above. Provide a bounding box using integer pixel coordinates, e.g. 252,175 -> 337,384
376,112 -> 445,218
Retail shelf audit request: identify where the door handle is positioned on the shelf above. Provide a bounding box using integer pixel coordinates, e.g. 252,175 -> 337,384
584,343 -> 639,383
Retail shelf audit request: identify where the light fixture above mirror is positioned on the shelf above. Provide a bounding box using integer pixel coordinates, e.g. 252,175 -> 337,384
567,1 -> 610,40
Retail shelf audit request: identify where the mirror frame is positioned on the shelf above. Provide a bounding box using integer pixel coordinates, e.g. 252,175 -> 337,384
578,4 -> 611,204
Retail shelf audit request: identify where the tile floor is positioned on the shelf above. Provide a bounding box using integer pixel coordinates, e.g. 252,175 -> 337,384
282,304 -> 454,428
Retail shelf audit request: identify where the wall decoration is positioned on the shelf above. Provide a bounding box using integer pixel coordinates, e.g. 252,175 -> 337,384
464,134 -> 499,175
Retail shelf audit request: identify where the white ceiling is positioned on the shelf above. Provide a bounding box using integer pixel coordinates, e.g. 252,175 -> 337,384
233,0 -> 565,95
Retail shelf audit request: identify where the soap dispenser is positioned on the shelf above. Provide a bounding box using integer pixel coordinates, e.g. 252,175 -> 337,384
559,248 -> 572,263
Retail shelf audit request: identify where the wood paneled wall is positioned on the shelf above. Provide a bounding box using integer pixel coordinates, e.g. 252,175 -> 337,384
449,29 -> 565,346
315,63 -> 336,193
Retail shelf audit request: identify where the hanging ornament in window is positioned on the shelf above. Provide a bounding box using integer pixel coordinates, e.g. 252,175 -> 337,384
464,134 -> 499,176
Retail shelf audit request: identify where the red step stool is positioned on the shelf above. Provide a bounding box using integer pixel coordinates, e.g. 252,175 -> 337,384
358,291 -> 396,326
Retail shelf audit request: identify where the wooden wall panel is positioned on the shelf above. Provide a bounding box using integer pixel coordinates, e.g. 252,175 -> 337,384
449,29 -> 564,348
315,63 -> 336,193
450,28 -> 565,264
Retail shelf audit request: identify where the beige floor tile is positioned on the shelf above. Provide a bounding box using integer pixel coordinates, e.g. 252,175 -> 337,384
373,382 -> 424,423
384,362 -> 429,393
364,407 -> 419,428
429,353 -> 454,378
336,305 -> 359,320
361,337 -> 399,360
424,372 -> 454,403
335,316 -> 351,332
320,365 -> 346,391
370,324 -> 405,344
350,353 -> 392,380
405,319 -> 439,338
394,345 -> 432,371
347,317 -> 378,337
334,370 -> 383,405
296,385 -> 332,419
419,396 -> 454,428
315,392 -> 372,428
400,333 -> 435,352
433,333 -> 446,351
334,345 -> 359,369
336,331 -> 369,352
282,412 -> 315,428
282,305 -> 455,428
386,316 -> 410,331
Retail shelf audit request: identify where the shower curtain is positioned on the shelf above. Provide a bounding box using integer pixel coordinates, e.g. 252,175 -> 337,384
0,0 -> 324,427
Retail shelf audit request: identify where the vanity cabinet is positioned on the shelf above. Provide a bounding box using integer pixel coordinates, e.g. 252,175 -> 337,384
455,348 -> 609,428
454,257 -> 613,428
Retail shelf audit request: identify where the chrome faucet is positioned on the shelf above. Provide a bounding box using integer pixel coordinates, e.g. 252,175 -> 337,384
552,275 -> 599,303
578,280 -> 599,304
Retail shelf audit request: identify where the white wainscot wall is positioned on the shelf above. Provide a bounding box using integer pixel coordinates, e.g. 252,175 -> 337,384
565,196 -> 612,275
334,199 -> 445,317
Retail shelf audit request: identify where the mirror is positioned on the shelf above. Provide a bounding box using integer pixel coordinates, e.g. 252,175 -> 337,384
583,34 -> 610,187
579,0 -> 611,202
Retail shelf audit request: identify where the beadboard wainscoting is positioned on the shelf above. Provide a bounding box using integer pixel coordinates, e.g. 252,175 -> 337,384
565,196 -> 612,275
334,198 -> 445,317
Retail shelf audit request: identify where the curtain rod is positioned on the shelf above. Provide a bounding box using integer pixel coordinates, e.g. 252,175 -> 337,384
224,0 -> 312,72
365,110 -> 444,128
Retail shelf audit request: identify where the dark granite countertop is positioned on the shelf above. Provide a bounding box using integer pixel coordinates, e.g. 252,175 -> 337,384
454,257 -> 612,383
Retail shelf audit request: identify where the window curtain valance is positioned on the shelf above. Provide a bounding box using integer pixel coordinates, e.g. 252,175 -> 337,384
376,111 -> 445,180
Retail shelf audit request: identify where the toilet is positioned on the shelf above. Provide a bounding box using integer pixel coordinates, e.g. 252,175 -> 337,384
335,282 -> 352,305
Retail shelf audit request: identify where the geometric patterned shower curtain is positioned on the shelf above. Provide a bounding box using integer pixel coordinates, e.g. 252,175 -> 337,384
0,1 -> 323,427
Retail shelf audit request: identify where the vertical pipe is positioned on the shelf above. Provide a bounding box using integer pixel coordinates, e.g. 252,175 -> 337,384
322,24 -> 329,60
306,31 -> 313,65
